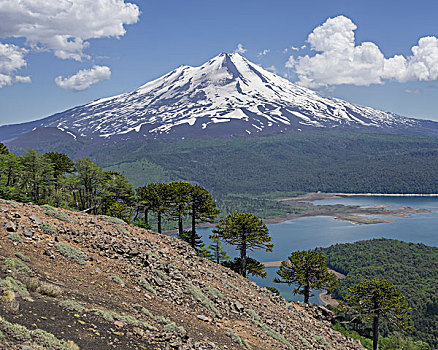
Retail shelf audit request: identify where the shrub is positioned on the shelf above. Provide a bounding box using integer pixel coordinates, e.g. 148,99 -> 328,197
184,283 -> 221,317
141,307 -> 154,319
206,286 -> 226,300
0,199 -> 18,208
153,269 -> 169,281
7,233 -> 22,243
251,319 -> 294,349
97,215 -> 127,225
0,276 -> 29,297
138,277 -> 157,295
164,322 -> 186,337
40,222 -> 57,235
58,300 -> 85,313
56,242 -> 88,265
3,258 -> 33,277
15,252 -> 30,263
41,205 -> 77,223
111,275 -> 125,286
38,283 -> 62,298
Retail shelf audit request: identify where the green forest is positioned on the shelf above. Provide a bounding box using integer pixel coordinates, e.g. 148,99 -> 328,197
88,129 -> 438,195
316,239 -> 438,348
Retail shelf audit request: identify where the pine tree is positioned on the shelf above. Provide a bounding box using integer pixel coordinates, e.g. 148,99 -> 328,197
208,236 -> 230,264
274,250 -> 338,303
344,279 -> 412,350
211,212 -> 273,278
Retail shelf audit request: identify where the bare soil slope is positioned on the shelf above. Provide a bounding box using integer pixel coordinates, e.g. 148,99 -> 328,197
0,199 -> 364,349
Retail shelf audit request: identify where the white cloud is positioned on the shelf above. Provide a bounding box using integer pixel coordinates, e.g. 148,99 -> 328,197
0,0 -> 140,61
288,15 -> 438,88
405,89 -> 422,94
0,42 -> 30,87
265,65 -> 277,73
235,43 -> 247,54
291,46 -> 299,51
14,75 -> 31,84
258,49 -> 270,56
55,65 -> 111,91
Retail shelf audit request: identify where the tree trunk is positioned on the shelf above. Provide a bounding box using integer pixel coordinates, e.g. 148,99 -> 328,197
178,213 -> 183,236
304,271 -> 310,303
240,237 -> 247,278
373,315 -> 379,350
157,212 -> 162,234
191,204 -> 196,236
143,207 -> 149,225
304,284 -> 310,304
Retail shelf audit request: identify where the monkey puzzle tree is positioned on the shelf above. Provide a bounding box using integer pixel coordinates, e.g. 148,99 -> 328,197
211,212 -> 273,278
344,279 -> 412,350
168,181 -> 192,236
189,184 -> 219,235
274,250 -> 338,304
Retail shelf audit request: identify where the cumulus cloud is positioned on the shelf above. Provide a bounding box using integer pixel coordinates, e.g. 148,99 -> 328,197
258,49 -> 270,56
287,16 -> 438,88
235,43 -> 247,54
0,0 -> 140,61
55,65 -> 111,91
265,65 -> 277,73
0,42 -> 31,87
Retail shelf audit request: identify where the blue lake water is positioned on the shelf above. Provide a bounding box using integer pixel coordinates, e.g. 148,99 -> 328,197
197,196 -> 438,304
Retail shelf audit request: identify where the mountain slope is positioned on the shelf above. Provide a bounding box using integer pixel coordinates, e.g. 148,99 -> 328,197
1,52 -> 436,143
0,199 -> 364,349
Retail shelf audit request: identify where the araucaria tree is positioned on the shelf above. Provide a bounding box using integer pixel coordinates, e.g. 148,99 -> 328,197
211,212 -> 273,278
344,278 -> 412,350
274,250 -> 338,304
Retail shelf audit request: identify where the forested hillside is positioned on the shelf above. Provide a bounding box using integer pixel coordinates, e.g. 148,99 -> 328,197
316,239 -> 438,347
89,130 -> 438,195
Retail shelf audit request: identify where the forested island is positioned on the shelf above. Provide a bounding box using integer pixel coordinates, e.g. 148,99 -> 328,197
317,239 -> 438,348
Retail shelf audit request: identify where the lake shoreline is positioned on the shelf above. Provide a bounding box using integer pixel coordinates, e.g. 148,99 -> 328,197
163,192 -> 435,234
263,192 -> 433,225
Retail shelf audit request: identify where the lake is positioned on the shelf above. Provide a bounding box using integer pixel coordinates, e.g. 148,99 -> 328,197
197,196 -> 438,304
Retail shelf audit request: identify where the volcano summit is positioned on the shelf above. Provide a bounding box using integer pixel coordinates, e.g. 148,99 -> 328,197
2,52 -> 436,143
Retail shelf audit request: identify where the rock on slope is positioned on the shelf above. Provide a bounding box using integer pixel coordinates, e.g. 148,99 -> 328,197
0,199 -> 364,350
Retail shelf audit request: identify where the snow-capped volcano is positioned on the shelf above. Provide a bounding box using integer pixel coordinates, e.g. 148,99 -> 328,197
0,52 -> 432,142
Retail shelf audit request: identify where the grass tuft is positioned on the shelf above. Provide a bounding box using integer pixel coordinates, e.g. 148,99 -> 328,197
15,252 -> 30,263
56,242 -> 88,265
97,215 -> 127,225
41,222 -> 57,235
41,204 -> 77,223
184,282 -> 221,317
7,233 -> 22,243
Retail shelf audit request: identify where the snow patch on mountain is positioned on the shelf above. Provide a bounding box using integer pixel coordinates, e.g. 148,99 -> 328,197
6,52 -> 420,139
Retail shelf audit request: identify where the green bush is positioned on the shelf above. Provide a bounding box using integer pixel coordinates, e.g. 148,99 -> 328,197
15,252 -> 30,263
111,275 -> 125,286
184,282 -> 221,317
41,205 -> 77,223
138,277 -> 157,295
58,300 -> 85,313
97,215 -> 127,225
38,283 -> 62,298
41,222 -> 57,235
3,258 -> 33,277
56,242 -> 88,265
0,276 -> 29,297
7,233 -> 22,243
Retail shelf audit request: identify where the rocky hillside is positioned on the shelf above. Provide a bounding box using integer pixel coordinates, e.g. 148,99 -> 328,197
0,199 -> 364,350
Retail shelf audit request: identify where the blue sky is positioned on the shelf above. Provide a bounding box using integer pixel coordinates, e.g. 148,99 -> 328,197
1,0 -> 438,125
